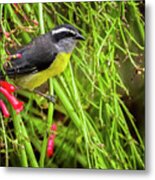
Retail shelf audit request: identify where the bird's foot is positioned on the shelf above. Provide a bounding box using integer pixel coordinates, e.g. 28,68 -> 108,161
34,89 -> 56,104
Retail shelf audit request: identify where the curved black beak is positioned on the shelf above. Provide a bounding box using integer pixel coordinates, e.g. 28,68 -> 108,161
75,32 -> 85,40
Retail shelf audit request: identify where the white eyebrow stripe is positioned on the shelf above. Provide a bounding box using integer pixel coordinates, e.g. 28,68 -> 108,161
52,27 -> 76,35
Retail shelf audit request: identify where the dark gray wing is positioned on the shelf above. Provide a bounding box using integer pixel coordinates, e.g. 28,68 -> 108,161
0,32 -> 57,78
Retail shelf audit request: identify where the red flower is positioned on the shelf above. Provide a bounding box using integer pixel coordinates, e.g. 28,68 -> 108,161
0,81 -> 24,117
51,123 -> 57,131
46,123 -> 57,158
47,135 -> 55,158
11,53 -> 22,60
4,32 -> 10,38
0,81 -> 16,93
0,100 -> 10,118
13,3 -> 19,8
16,53 -> 22,59
31,19 -> 39,26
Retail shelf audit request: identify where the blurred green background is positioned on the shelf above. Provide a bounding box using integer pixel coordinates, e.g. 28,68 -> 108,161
0,1 -> 145,169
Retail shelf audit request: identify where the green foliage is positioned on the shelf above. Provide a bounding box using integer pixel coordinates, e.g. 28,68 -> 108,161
0,1 -> 145,169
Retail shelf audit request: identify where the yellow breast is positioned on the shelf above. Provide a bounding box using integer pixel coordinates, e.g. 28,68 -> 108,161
16,52 -> 71,90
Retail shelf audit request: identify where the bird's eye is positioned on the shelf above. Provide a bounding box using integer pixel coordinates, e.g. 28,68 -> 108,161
53,30 -> 76,42
65,31 -> 76,38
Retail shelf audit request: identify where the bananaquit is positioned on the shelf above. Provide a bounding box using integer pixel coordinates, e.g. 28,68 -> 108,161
0,24 -> 85,90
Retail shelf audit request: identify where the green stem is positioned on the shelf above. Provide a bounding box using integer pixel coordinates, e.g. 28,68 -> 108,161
12,112 -> 39,167
38,3 -> 45,34
131,2 -> 144,43
38,3 -> 54,167
6,4 -> 31,43
0,113 -> 9,167
39,78 -> 54,167
53,79 -> 81,128
20,120 -> 39,167
12,111 -> 28,167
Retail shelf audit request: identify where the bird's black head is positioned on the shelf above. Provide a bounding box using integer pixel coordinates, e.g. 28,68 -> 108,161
51,24 -> 85,43
51,24 -> 85,53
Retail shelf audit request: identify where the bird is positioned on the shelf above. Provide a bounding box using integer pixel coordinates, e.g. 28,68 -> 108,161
0,24 -> 85,91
